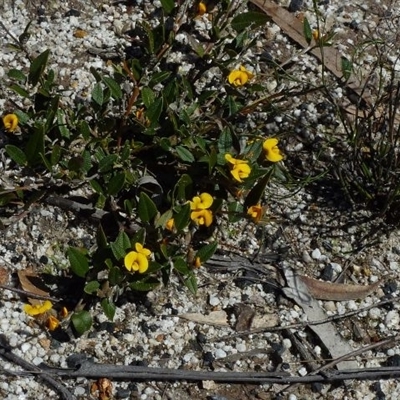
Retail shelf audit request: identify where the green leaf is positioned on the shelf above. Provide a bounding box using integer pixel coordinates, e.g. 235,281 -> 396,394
8,68 -> 26,82
130,277 -> 160,291
303,17 -> 312,45
102,76 -> 122,100
141,86 -> 155,108
96,224 -> 108,248
196,242 -> 218,263
110,231 -> 131,261
174,203 -> 191,232
57,109 -> 70,138
176,146 -> 195,163
98,154 -> 118,173
173,257 -> 191,274
227,201 -> 243,223
67,247 -> 89,278
173,174 -> 193,202
101,298 -> 116,321
50,144 -> 62,166
341,56 -> 352,81
155,209 -> 173,229
5,145 -> 27,166
10,84 -> 30,98
231,12 -> 269,33
148,71 -> 172,87
218,128 -> 233,154
160,0 -> 174,14
184,273 -> 197,295
109,266 -> 124,286
227,95 -> 239,116
84,280 -> 100,294
138,192 -> 158,223
243,169 -> 273,210
92,82 -> 104,106
28,49 -> 50,86
71,310 -> 92,336
107,172 -> 125,196
25,126 -> 45,165
146,97 -> 163,125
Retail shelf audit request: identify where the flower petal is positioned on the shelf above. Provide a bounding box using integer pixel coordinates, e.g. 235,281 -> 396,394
124,251 -> 138,271
2,114 -> 18,132
136,253 -> 149,273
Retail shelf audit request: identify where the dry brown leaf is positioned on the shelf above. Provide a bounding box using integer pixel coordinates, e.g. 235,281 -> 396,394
299,275 -> 381,301
179,310 -> 229,327
0,266 -> 9,285
17,268 -> 50,305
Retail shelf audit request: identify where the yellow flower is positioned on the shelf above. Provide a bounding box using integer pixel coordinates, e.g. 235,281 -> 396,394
312,29 -> 320,41
228,66 -> 254,87
190,192 -> 213,210
194,257 -> 202,268
190,209 -> 213,227
198,1 -> 206,15
124,243 -> 151,273
46,316 -> 60,331
23,300 -> 53,316
135,242 -> 151,258
2,114 -> 18,132
247,204 -> 263,223
165,218 -> 175,231
225,154 -> 251,182
263,138 -> 283,162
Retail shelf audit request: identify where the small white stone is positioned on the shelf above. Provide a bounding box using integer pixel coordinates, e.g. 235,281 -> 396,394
385,310 -> 400,328
215,349 -> 227,359
368,308 -> 381,320
74,387 -> 86,396
311,248 -> 322,260
21,342 -> 31,353
282,338 -> 292,350
209,296 -> 220,306
298,366 -> 308,376
330,262 -> 342,273
302,250 -> 312,263
236,343 -> 246,352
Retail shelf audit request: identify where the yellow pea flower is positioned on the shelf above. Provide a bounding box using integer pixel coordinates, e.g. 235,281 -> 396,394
198,1 -> 206,15
23,300 -> 53,316
190,209 -> 213,227
247,204 -> 263,223
190,192 -> 213,210
2,114 -> 19,132
263,138 -> 283,162
124,251 -> 149,273
228,66 -> 254,87
165,218 -> 175,231
46,316 -> 60,331
124,243 -> 152,273
194,257 -> 202,268
225,154 -> 251,182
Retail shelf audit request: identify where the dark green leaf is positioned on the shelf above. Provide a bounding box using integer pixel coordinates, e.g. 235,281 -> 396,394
176,146 -> 195,163
10,84 -> 29,98
28,49 -> 50,86
138,192 -> 158,223
67,247 -> 89,278
110,231 -> 131,261
148,71 -> 172,87
243,169 -> 273,210
71,310 -> 92,336
146,97 -> 163,125
231,12 -> 269,33
8,68 -> 26,82
218,128 -> 233,154
174,203 -> 191,231
5,145 -> 27,166
108,266 -> 124,286
341,57 -> 352,81
173,257 -> 190,274
227,201 -> 243,223
98,154 -> 118,173
102,76 -> 123,100
92,82 -> 104,106
173,174 -> 192,202
25,126 -> 45,165
141,86 -> 155,108
155,209 -> 173,229
84,280 -> 100,294
303,17 -> 312,45
57,109 -> 70,138
107,172 -> 125,196
96,224 -> 108,248
184,272 -> 197,295
50,144 -> 62,166
101,298 -> 116,321
196,242 -> 218,263
130,277 -> 160,291
227,95 -> 239,116
160,0 -> 174,14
